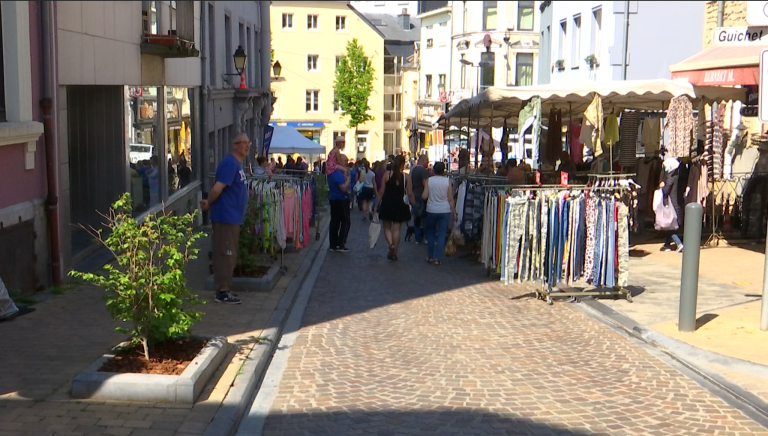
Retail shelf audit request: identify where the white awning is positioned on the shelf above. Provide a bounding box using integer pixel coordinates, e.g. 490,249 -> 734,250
268,126 -> 326,155
439,79 -> 747,128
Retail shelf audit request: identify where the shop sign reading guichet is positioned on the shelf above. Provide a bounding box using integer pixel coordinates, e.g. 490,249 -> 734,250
712,27 -> 768,46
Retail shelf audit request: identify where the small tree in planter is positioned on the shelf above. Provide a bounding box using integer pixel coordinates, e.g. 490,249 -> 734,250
69,193 -> 205,361
555,59 -> 565,71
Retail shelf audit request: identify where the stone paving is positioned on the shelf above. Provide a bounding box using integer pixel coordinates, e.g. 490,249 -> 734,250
0,223 -> 321,436
263,217 -> 768,436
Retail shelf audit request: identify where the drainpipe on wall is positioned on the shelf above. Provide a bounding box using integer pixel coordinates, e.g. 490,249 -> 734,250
258,0 -> 272,155
41,1 -> 62,286
620,0 -> 630,80
201,1 -> 210,193
717,1 -> 724,27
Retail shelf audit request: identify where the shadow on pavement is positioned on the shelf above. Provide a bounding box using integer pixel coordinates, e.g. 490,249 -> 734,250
264,410 -> 594,436
694,313 -> 719,330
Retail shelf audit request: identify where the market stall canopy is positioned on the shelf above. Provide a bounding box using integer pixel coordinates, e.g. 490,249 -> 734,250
268,126 -> 326,155
669,45 -> 767,86
438,79 -> 746,129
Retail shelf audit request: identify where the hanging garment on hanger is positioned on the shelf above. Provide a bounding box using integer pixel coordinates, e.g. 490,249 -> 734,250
619,112 -> 640,167
584,94 -> 604,157
543,108 -> 563,165
604,114 -> 620,147
641,117 -> 661,154
570,123 -> 583,165
665,96 -> 693,158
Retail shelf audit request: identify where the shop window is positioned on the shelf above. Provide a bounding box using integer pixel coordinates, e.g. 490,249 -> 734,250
483,1 -> 497,31
336,16 -> 346,31
307,14 -> 318,30
306,90 -> 319,112
128,86 -> 158,215
517,1 -> 534,31
515,53 -> 533,86
166,87 -> 194,197
282,13 -> 293,29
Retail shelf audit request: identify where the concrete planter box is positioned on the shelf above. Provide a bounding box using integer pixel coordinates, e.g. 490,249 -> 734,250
71,336 -> 228,404
205,265 -> 280,293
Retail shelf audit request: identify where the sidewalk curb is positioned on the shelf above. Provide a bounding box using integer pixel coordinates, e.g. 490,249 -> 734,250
576,299 -> 768,429
203,220 -> 329,436
235,226 -> 330,436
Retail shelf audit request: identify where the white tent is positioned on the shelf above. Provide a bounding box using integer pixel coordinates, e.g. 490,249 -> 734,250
267,126 -> 326,155
439,79 -> 747,128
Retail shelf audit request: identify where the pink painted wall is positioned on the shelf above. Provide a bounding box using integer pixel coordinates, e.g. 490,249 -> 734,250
0,2 -> 47,210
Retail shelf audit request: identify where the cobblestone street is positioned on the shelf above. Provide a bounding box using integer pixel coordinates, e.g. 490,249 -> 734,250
263,219 -> 768,436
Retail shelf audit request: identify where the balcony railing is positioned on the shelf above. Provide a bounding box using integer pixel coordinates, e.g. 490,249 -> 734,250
141,1 -> 199,58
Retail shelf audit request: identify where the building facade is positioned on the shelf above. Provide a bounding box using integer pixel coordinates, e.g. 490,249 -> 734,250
270,1 -> 386,162
364,11 -> 420,157
201,1 -> 272,192
351,1 -> 418,16
0,2 -> 49,295
540,1 -> 704,85
450,1 -> 541,102
56,1 -> 203,268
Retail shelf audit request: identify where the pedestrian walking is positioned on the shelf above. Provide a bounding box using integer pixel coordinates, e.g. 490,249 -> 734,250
359,160 -> 377,221
422,162 -> 457,266
409,155 -> 429,244
348,160 -> 358,211
660,157 -> 686,252
199,133 -> 251,304
374,155 -> 415,261
328,154 -> 352,253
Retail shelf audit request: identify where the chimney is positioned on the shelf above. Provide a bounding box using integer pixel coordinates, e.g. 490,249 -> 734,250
398,8 -> 410,30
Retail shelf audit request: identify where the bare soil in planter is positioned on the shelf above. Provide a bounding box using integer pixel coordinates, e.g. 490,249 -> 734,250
233,264 -> 270,278
99,338 -> 207,375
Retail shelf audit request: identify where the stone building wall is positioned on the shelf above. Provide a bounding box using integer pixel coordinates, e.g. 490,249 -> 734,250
703,1 -> 748,48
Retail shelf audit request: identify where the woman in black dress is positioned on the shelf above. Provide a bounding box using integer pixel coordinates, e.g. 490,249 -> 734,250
374,155 -> 415,261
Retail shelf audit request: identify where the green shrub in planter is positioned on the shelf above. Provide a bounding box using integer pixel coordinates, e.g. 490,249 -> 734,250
69,193 -> 205,360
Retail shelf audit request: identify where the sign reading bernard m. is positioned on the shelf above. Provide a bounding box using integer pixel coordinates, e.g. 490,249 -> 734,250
747,1 -> 768,26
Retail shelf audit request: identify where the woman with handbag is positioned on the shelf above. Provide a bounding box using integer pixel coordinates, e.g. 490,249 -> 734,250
422,162 -> 457,266
374,155 -> 415,261
659,157 -> 686,252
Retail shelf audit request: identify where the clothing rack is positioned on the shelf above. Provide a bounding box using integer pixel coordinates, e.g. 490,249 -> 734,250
240,174 -> 318,274
481,183 -> 633,305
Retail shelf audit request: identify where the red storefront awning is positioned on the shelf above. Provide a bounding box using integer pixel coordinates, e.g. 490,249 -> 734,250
669,45 -> 768,86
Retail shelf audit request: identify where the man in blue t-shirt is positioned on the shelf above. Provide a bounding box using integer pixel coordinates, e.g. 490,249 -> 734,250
200,133 -> 250,304
328,154 -> 352,252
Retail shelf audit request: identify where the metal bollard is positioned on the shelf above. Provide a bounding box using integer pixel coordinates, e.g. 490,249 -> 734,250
679,203 -> 703,332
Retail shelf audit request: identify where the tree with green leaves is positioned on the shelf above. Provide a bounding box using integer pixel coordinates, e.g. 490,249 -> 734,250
69,193 -> 205,361
333,38 -> 375,155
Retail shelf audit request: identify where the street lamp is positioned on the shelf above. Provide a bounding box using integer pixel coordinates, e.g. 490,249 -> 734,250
272,60 -> 282,81
227,46 -> 247,89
